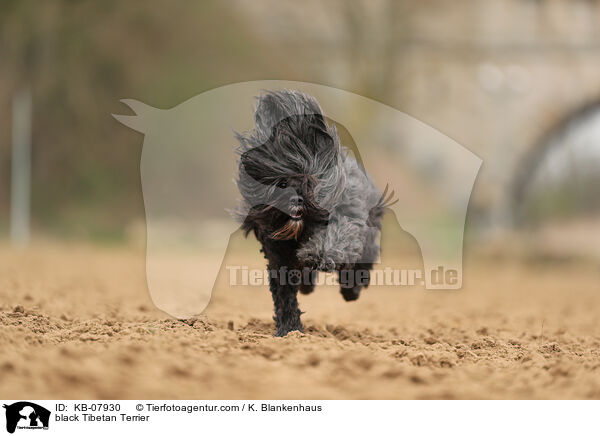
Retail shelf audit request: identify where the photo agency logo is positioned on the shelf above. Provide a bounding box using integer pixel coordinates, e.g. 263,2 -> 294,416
113,81 -> 481,319
226,266 -> 458,288
3,402 -> 50,434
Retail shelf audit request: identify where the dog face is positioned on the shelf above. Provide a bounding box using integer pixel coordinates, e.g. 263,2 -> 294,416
236,91 -> 349,240
267,175 -> 311,222
239,154 -> 329,240
236,91 -> 345,240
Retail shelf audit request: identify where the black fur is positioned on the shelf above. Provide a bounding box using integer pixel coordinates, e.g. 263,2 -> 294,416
235,90 -> 387,336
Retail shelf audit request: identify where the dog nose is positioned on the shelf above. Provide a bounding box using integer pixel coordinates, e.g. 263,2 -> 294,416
290,195 -> 303,207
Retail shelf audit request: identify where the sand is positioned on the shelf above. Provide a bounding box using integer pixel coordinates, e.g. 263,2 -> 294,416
1,240 -> 599,399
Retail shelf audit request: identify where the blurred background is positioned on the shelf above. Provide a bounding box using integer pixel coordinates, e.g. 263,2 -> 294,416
1,0 -> 600,258
3,0 -> 600,400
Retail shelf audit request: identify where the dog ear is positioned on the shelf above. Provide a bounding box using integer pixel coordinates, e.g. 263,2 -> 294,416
254,93 -> 283,137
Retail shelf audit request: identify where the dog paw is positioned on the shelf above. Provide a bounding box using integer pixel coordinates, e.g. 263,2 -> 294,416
299,271 -> 317,294
297,249 -> 336,272
318,256 -> 336,272
298,253 -> 318,269
340,285 -> 362,301
275,326 -> 303,337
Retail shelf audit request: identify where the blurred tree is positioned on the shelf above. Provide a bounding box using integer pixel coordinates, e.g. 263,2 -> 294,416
0,0 -> 297,240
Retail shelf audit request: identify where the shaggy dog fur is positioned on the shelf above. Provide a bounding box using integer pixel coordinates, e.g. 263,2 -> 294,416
235,90 -> 393,336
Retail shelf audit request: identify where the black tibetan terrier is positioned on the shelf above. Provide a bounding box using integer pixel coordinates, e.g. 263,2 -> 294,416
235,90 -> 394,336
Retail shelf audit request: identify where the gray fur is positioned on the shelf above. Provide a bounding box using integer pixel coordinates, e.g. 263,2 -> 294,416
234,89 -> 389,335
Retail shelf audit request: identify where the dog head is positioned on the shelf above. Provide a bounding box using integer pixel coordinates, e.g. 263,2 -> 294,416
236,90 -> 346,240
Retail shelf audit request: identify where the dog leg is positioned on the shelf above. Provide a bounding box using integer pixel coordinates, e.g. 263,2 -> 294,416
338,263 -> 372,301
296,228 -> 337,272
298,217 -> 369,272
299,268 -> 318,295
269,268 -> 303,336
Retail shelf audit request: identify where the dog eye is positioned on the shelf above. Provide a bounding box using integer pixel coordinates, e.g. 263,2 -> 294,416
277,181 -> 288,189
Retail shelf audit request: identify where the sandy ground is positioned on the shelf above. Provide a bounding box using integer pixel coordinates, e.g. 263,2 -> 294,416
1,239 -> 600,399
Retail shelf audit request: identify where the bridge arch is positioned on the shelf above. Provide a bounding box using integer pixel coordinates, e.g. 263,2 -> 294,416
510,100 -> 600,226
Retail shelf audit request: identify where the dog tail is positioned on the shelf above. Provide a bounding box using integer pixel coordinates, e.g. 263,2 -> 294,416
368,184 -> 398,228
